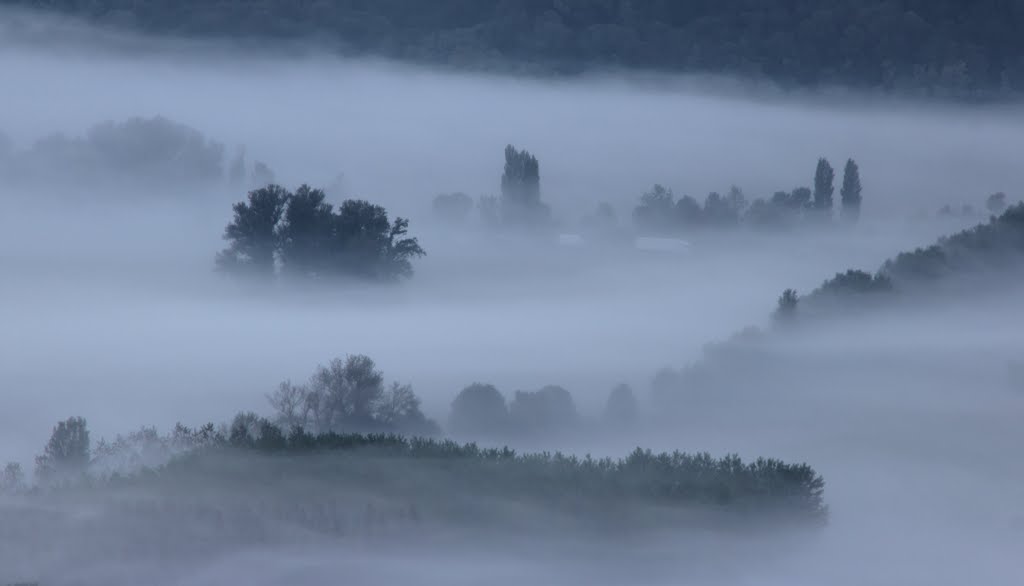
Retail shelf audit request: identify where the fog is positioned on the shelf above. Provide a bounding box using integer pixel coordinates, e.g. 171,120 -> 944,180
2,11 -> 1024,585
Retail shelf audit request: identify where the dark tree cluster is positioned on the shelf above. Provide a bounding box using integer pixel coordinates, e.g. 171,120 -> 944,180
448,381 -> 638,439
267,355 -> 439,437
217,185 -> 425,281
8,416 -> 828,528
12,1 -> 1024,98
633,158 -> 862,235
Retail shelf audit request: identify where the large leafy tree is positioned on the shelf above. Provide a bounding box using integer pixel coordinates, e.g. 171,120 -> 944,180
448,383 -> 509,437
277,184 -> 334,277
215,184 -> 289,276
216,186 -> 424,281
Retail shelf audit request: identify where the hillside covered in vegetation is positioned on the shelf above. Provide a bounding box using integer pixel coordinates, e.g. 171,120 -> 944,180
6,1 -> 1024,99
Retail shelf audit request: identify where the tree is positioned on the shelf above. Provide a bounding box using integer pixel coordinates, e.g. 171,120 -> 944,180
35,416 -> 91,484
215,184 -> 288,276
840,159 -> 863,223
509,385 -> 578,434
703,191 -> 741,226
774,289 -> 799,323
332,199 -> 425,280
267,380 -> 311,431
277,184 -> 334,277
675,195 -> 703,227
633,184 -> 676,234
604,383 -> 638,426
375,382 -> 439,436
449,383 -> 509,436
1,462 -> 24,493
813,158 -> 835,214
382,216 -> 427,280
310,354 -> 386,431
500,144 -> 547,227
789,187 -> 813,209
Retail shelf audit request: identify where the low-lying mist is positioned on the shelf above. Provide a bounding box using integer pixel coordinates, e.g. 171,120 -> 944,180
2,11 -> 1024,586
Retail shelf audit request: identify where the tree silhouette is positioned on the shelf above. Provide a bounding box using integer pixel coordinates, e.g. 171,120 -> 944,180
500,144 -> 547,227
840,159 -> 863,223
449,383 -> 509,437
215,184 -> 289,276
774,289 -> 799,323
277,184 -> 334,277
35,416 -> 91,484
604,383 -> 639,426
813,158 -> 835,215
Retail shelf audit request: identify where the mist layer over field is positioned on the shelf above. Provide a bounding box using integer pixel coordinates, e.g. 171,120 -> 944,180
1,13 -> 1023,585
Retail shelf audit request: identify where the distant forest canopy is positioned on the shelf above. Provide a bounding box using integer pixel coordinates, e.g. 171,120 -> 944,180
3,414 -> 828,531
653,203 -> 1024,408
0,116 -> 283,194
7,0 -> 1024,98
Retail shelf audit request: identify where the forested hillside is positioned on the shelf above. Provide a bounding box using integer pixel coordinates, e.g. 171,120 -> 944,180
6,0 -> 1024,98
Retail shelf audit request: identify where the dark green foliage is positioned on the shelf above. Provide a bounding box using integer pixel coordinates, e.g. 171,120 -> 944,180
702,191 -> 741,227
448,383 -> 509,437
880,203 -> 1024,283
216,184 -> 425,281
267,355 -> 439,436
500,144 -> 548,227
139,427 -> 829,526
276,184 -> 334,277
34,416 -> 90,484
215,184 -> 289,277
840,159 -> 863,223
604,383 -> 638,426
16,1 -> 1024,98
814,270 -> 894,297
509,385 -> 578,434
632,184 -> 677,235
774,289 -> 799,323
813,158 -> 835,213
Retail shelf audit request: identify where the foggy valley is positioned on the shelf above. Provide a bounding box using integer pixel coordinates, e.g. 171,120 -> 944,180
2,5 -> 1024,586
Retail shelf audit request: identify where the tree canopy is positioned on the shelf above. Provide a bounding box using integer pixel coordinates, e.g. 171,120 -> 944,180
11,0 -> 1024,98
216,184 -> 425,282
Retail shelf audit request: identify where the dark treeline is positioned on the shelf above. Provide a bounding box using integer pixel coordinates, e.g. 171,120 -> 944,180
8,1 -> 1024,98
632,157 -> 863,236
654,203 -> 1024,407
2,414 -> 828,531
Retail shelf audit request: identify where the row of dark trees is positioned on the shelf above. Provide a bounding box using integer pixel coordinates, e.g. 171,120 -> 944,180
775,201 -> 1024,321
447,382 -> 638,439
15,0 -> 1024,98
632,158 -> 863,235
217,185 -> 425,281
6,415 -> 828,526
